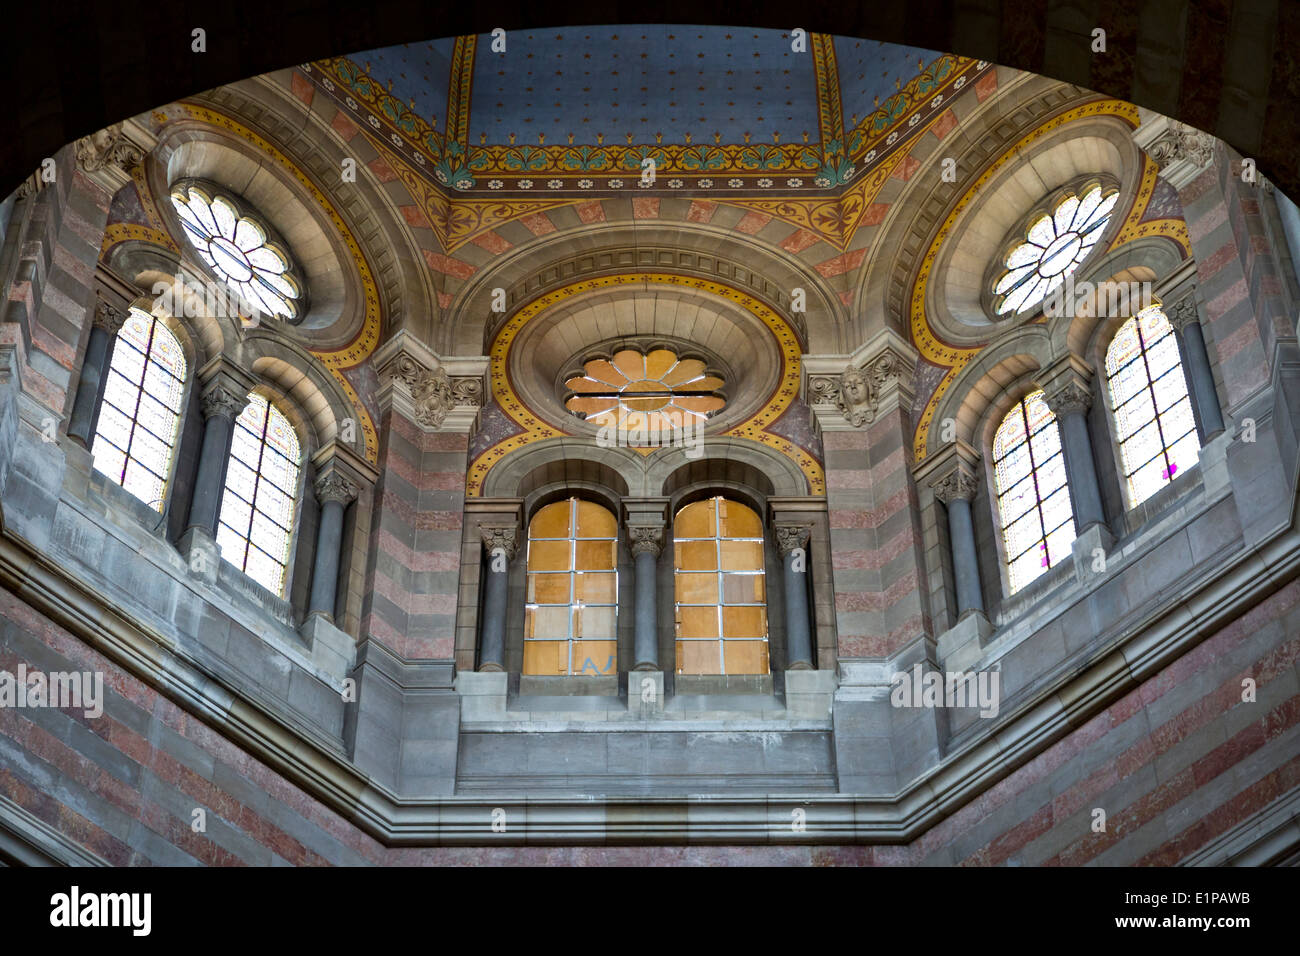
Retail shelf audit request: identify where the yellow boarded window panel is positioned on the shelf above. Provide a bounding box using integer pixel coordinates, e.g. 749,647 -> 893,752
673,497 -> 769,675
523,498 -> 618,675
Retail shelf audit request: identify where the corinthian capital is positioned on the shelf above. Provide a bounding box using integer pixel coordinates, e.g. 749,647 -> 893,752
93,300 -> 128,336
75,124 -> 145,179
314,470 -> 359,505
627,525 -> 664,557
1043,380 -> 1093,417
773,524 -> 811,556
200,383 -> 248,421
1166,291 -> 1201,333
480,525 -> 519,561
931,467 -> 978,505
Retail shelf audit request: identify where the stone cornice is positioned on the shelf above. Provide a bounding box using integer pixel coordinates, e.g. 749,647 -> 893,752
3,490 -> 1295,845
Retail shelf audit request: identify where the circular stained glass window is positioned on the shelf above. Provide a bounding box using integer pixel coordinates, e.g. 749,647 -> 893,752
170,181 -> 303,321
564,348 -> 725,433
992,184 -> 1119,317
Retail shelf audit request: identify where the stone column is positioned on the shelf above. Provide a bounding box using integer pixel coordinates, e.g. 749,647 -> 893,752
1168,289 -> 1226,440
930,465 -> 983,619
67,299 -> 126,447
774,524 -> 814,670
1042,375 -> 1107,532
308,469 -> 359,620
627,526 -> 664,670
477,524 -> 519,672
179,373 -> 250,583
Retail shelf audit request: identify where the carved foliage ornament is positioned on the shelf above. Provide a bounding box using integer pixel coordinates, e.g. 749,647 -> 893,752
1147,124 -> 1215,173
75,124 -> 145,176
1167,291 -> 1201,333
383,351 -> 482,429
773,524 -> 812,556
93,300 -> 128,336
930,468 -> 978,505
480,525 -> 519,561
627,525 -> 664,557
810,349 -> 905,428
200,383 -> 248,422
1043,380 -> 1093,417
314,470 -> 359,505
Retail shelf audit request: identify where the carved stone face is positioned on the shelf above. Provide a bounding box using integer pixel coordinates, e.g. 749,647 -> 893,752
841,367 -> 868,405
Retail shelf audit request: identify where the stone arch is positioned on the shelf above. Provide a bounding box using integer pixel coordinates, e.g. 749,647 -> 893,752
481,439 -> 643,498
650,437 -> 806,500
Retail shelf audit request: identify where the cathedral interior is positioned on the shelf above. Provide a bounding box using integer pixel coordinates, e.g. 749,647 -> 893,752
1,21 -> 1299,866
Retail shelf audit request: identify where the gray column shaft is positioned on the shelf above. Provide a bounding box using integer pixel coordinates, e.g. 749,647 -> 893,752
1058,410 -> 1106,530
67,325 -> 112,446
1180,322 -> 1226,438
947,497 -> 984,616
186,414 -> 234,535
633,549 -> 659,668
479,563 -> 508,670
783,552 -> 813,668
308,499 -> 345,618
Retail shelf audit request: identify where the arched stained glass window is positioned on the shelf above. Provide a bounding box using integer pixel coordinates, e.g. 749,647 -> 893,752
523,498 -> 618,676
993,184 -> 1118,316
1105,305 -> 1200,507
91,309 -> 187,512
673,497 -> 769,675
216,393 -> 302,595
992,390 -> 1076,593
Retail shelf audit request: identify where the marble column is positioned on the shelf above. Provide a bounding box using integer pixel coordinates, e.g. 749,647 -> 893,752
1043,378 -> 1107,532
1168,290 -> 1226,440
931,466 -> 983,618
477,525 -> 519,672
185,382 -> 247,536
627,525 -> 664,670
67,300 -> 126,447
308,469 -> 359,621
774,524 -> 814,670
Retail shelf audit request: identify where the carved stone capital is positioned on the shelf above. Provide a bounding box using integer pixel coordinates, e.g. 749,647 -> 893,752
811,348 -> 909,428
930,468 -> 978,505
199,383 -> 248,422
74,124 -> 145,178
93,300 -> 128,336
1144,121 -> 1216,190
1043,380 -> 1093,417
379,349 -> 482,429
314,470 -> 359,506
1167,291 -> 1201,333
627,525 -> 664,557
773,524 -> 811,556
480,525 -> 519,561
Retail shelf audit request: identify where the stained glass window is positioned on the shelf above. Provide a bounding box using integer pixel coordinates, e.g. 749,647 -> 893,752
1105,305 -> 1200,507
993,184 -> 1119,316
216,393 -> 302,595
171,181 -> 302,321
91,309 -> 187,511
564,349 -> 725,435
673,497 -> 769,675
523,498 -> 618,676
992,390 -> 1076,593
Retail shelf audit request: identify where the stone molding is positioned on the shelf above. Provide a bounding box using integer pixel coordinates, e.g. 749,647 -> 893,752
930,466 -> 978,504
1167,288 -> 1202,333
1135,111 -> 1217,191
1043,379 -> 1093,417
92,299 -> 128,336
374,334 -> 485,432
804,329 -> 917,431
199,382 -> 248,422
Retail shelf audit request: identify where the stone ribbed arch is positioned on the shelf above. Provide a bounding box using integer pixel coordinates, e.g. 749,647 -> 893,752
481,439 -> 645,498
439,219 -> 848,356
926,326 -> 1054,453
650,438 -> 806,498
